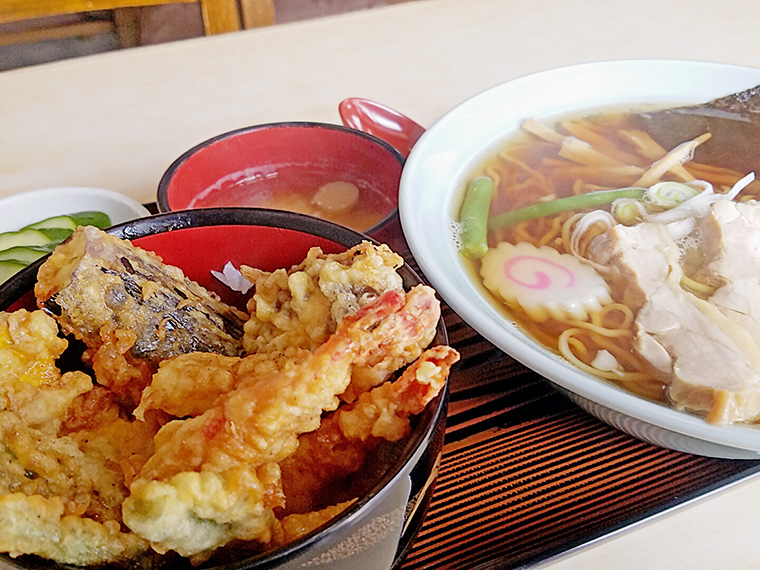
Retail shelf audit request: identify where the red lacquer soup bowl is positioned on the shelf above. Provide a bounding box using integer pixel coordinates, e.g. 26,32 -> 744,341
157,123 -> 405,245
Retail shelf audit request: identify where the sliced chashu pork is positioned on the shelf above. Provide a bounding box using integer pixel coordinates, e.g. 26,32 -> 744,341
636,285 -> 760,424
586,218 -> 760,424
691,200 -> 760,422
692,199 -> 760,287
696,200 -> 760,400
710,279 -> 760,341
694,199 -> 760,337
585,223 -> 671,312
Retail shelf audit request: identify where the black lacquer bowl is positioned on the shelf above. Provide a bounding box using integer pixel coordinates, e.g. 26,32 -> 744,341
0,208 -> 448,570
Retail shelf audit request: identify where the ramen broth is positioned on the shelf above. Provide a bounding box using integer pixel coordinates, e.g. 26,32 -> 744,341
190,166 -> 395,232
459,106 -> 760,409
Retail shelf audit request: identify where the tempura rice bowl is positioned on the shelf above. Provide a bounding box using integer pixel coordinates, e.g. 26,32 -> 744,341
0,208 -> 448,569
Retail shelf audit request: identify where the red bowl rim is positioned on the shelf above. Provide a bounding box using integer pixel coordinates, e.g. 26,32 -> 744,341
155,122 -> 406,238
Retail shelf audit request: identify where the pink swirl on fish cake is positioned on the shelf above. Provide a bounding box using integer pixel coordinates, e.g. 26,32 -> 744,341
502,255 -> 576,290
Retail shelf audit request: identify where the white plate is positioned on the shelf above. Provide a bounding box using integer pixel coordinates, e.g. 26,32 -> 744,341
400,59 -> 760,458
0,186 -> 150,233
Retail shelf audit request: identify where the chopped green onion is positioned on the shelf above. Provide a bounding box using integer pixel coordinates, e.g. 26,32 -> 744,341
643,181 -> 700,210
488,187 -> 646,230
610,198 -> 647,225
459,176 -> 495,259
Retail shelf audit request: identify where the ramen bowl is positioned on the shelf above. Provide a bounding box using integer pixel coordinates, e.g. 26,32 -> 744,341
400,59 -> 760,459
157,122 -> 405,248
0,208 -> 448,570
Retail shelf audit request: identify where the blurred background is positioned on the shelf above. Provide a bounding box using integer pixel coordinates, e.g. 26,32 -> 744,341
0,0 -> 415,71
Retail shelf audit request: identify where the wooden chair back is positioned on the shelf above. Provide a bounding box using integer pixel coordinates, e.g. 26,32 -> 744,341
0,0 -> 271,48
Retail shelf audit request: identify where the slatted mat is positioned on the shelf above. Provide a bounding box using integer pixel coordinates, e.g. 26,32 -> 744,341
399,307 -> 760,569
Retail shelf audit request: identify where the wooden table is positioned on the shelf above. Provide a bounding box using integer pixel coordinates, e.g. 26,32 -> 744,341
3,0 -> 760,568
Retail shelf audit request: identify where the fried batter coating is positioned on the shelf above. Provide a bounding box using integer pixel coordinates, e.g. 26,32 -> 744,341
135,352 -> 239,420
2,239 -> 454,566
338,344 -> 459,442
342,282 -> 441,401
137,286 -> 438,481
35,226 -> 246,366
53,376 -> 160,491
0,309 -> 66,379
0,309 -> 88,428
123,286 -> 441,558
279,345 -> 459,514
241,241 -> 404,355
85,325 -> 155,410
124,464 -> 282,559
277,415 -> 364,515
134,349 -> 310,421
0,410 -> 129,521
0,309 -> 156,564
0,493 -> 146,565
242,242 -> 434,402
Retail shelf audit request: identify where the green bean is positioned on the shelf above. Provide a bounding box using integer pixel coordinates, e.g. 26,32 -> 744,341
459,176 -> 495,259
487,187 -> 647,230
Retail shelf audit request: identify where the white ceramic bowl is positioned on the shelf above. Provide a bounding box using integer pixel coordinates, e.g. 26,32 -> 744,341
400,59 -> 760,459
0,186 -> 150,233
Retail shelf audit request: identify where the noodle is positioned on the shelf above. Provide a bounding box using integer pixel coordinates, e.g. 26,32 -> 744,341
586,331 -> 644,372
536,215 -> 565,247
557,328 -> 649,382
565,318 -> 630,339
565,334 -> 588,359
597,303 -> 635,330
680,275 -> 716,297
496,149 -> 549,182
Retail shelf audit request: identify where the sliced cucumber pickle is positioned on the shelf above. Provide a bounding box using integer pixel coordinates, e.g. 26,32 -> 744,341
0,260 -> 27,283
69,211 -> 111,229
0,228 -> 55,251
22,211 -> 111,232
38,227 -> 74,244
23,214 -> 78,231
0,246 -> 49,264
1,210 -> 112,284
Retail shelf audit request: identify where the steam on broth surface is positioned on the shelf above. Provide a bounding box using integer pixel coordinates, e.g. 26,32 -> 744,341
458,102 -> 760,425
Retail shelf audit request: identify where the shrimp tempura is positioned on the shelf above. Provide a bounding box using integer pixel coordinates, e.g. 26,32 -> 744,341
278,344 -> 459,514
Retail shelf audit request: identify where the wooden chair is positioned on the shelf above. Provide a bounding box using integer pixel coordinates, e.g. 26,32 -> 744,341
0,0 -> 275,48
239,0 -> 274,29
